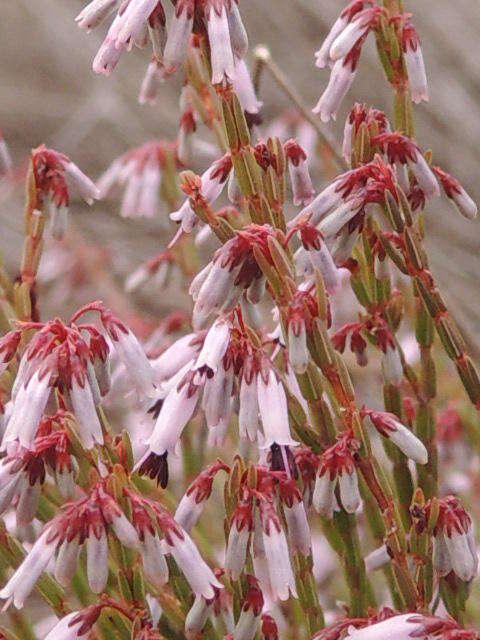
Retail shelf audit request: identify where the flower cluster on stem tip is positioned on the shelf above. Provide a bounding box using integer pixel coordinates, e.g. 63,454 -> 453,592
0,0 -> 480,639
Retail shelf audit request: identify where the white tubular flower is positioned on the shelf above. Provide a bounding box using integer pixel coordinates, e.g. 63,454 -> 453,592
139,59 -> 165,105
54,538 -> 81,587
381,344 -> 403,386
0,135 -> 12,177
44,611 -> 86,640
434,166 -> 478,220
408,152 -> 440,199
203,360 -> 234,428
106,324 -> 156,398
140,530 -> 169,587
257,366 -> 297,449
318,196 -> 363,238
152,332 -> 201,383
76,0 -> 119,31
313,52 -> 359,123
288,319 -> 308,374
3,371 -> 52,449
225,501 -> 253,579
147,372 -> 201,456
163,2 -> 194,75
166,528 -> 222,599
345,614 -> 426,640
185,594 -> 211,639
86,530 -> 109,594
238,365 -> 259,442
402,23 -> 428,104
207,4 -> 235,84
70,372 -> 104,449
364,408 -> 428,464
312,471 -> 336,519
227,2 -> 248,58
0,528 -> 57,609
284,139 -> 314,207
365,545 -> 390,572
291,180 -> 343,228
194,318 -> 231,373
63,161 -> 100,205
231,59 -> 262,114
315,15 -> 348,68
284,499 -> 311,556
338,467 -> 361,514
260,502 -> 297,602
114,0 -> 158,50
329,16 -> 369,61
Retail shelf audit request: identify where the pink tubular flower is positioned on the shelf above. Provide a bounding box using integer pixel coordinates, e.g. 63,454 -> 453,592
238,357 -> 259,442
313,431 -> 361,518
139,58 -> 166,105
433,166 -> 478,220
314,1 -> 368,69
284,139 -> 315,206
0,134 -> 12,177
233,575 -> 264,640
174,460 -> 229,531
0,481 -> 138,608
30,145 -> 99,240
279,479 -> 311,556
329,6 -> 381,62
362,407 -> 428,464
100,307 -> 157,399
231,59 -> 262,115
258,498 -> 297,601
0,420 -> 75,525
163,0 -> 194,75
429,496 -> 478,582
257,363 -> 297,449
225,499 -> 253,579
297,223 -> 341,293
44,606 -> 102,640
402,22 -> 428,104
372,132 -> 440,199
313,43 -> 361,123
97,140 -> 179,220
171,154 -> 232,233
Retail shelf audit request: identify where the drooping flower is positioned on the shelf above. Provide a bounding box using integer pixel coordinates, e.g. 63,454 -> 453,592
433,166 -> 478,220
313,430 -> 361,518
362,407 -> 428,464
284,139 -> 315,206
428,496 -> 478,582
97,140 -> 180,220
0,481 -> 138,607
402,22 -> 428,104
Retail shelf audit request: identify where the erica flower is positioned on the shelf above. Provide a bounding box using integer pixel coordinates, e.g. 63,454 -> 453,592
372,132 -> 440,199
258,498 -> 297,601
30,145 -> 99,240
44,606 -> 102,640
279,478 -> 311,555
171,154 -> 232,233
233,576 -> 264,640
0,481 -> 138,608
314,1 -> 367,69
163,0 -> 248,82
231,59 -> 262,115
402,22 -> 428,104
362,407 -> 428,464
225,499 -> 253,579
0,134 -> 12,177
313,43 -> 361,123
429,496 -> 478,582
284,139 -> 315,206
97,140 -> 180,220
313,431 -> 361,518
0,420 -> 75,525
344,613 -> 431,640
433,166 -> 478,220
174,460 -> 229,531
257,363 -> 298,450
297,223 -> 341,293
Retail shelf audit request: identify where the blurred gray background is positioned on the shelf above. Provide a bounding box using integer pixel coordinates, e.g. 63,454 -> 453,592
1,1 -> 479,343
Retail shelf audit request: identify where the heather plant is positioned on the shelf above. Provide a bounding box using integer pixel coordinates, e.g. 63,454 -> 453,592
0,1 -> 480,640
